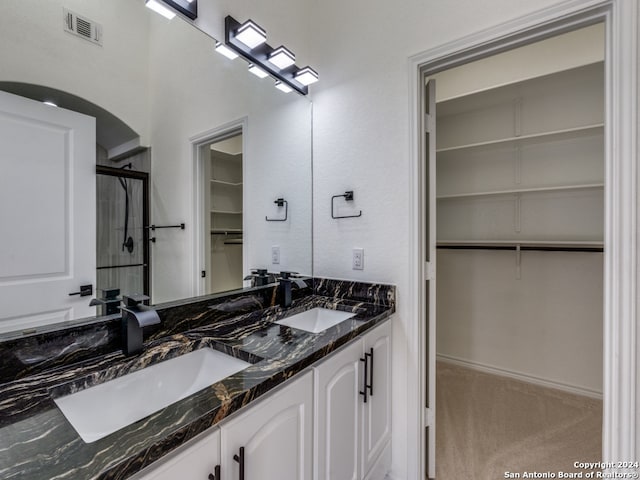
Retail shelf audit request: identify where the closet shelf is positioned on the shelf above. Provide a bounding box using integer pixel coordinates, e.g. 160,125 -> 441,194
211,228 -> 243,235
436,123 -> 604,154
438,239 -> 604,248
211,179 -> 243,186
211,209 -> 242,215
437,183 -> 604,199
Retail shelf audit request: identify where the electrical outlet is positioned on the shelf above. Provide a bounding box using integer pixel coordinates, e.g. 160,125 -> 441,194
353,248 -> 364,270
272,245 -> 280,264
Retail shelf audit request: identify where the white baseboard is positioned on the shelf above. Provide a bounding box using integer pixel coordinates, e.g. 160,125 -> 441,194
436,353 -> 602,400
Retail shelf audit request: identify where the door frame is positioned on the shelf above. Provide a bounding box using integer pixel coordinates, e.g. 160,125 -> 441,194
408,0 -> 638,478
191,118 -> 247,297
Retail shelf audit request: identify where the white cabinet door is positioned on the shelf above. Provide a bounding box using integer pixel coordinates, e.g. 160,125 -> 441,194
314,339 -> 363,480
0,90 -> 96,333
221,371 -> 313,480
130,428 -> 221,480
361,321 -> 392,478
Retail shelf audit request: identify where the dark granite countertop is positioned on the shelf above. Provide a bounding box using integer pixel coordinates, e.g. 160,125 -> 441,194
0,279 -> 394,479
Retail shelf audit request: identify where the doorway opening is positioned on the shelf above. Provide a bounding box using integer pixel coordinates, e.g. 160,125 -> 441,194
432,24 -> 605,478
430,24 -> 604,478
0,82 -> 150,330
408,1 -> 640,476
195,127 -> 245,295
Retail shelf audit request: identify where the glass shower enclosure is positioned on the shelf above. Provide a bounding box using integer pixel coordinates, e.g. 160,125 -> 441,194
96,165 -> 150,301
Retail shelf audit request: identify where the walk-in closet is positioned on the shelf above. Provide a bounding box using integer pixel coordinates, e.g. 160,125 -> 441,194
433,24 -> 604,478
205,134 -> 244,294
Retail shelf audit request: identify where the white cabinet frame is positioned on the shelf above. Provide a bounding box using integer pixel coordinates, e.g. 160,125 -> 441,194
409,1 -> 639,479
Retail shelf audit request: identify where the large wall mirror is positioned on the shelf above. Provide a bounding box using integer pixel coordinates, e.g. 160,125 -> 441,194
0,0 -> 312,335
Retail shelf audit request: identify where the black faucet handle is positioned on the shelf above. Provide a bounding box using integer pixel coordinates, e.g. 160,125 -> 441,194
100,287 -> 120,299
122,294 -> 149,307
279,271 -> 299,280
245,268 -> 270,280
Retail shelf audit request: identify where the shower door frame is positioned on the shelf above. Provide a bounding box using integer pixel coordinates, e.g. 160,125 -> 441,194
96,165 -> 151,298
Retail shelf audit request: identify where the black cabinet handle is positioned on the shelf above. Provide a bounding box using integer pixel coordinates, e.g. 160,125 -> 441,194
233,446 -> 245,480
359,355 -> 369,403
366,347 -> 374,396
208,464 -> 221,480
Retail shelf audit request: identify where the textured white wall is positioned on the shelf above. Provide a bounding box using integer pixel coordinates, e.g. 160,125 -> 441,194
304,1 -> 569,477
0,0 -> 151,144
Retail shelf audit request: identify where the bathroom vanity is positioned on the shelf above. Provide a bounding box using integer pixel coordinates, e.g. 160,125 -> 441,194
0,278 -> 394,480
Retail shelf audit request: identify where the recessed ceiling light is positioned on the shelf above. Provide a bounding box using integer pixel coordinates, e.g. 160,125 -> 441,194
275,81 -> 293,93
145,0 -> 176,19
215,41 -> 238,60
43,101 -> 58,107
235,20 -> 267,49
248,64 -> 269,79
294,66 -> 319,86
268,46 -> 295,70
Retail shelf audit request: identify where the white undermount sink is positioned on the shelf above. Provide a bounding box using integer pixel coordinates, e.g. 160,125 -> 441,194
275,307 -> 355,333
54,348 -> 252,443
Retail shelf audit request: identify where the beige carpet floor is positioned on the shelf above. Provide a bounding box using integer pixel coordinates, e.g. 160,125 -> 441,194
435,361 -> 602,480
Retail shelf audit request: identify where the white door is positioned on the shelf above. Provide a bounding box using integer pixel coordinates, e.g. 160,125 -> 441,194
422,78 -> 437,479
0,91 -> 96,333
314,340 -> 362,480
221,372 -> 313,480
361,321 -> 392,478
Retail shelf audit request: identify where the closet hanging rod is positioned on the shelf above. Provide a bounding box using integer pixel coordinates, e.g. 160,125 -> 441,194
436,245 -> 603,253
211,230 -> 243,235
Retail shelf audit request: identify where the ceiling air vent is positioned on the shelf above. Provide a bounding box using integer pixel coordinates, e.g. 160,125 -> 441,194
63,8 -> 102,46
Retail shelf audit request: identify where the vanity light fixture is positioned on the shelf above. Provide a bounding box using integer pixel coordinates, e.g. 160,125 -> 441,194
145,0 -> 176,19
295,67 -> 319,86
268,46 -> 295,70
275,81 -> 293,93
248,64 -> 269,79
215,41 -> 238,60
224,16 -> 318,95
235,20 -> 267,49
145,0 -> 198,21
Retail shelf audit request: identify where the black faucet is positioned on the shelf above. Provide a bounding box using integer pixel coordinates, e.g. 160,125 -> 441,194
277,272 -> 308,308
278,272 -> 294,308
244,269 -> 276,287
120,294 -> 160,356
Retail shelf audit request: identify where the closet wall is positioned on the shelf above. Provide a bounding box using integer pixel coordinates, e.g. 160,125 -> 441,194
434,25 -> 604,397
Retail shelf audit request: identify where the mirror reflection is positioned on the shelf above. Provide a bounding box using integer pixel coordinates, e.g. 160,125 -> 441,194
0,0 -> 312,335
